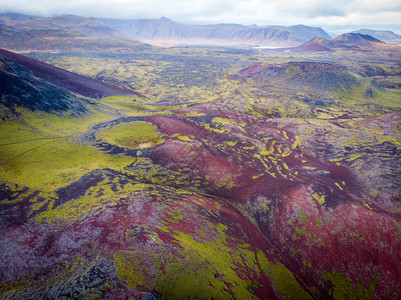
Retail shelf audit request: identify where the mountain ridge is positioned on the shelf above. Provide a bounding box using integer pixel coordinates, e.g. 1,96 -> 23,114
97,16 -> 331,46
0,48 -> 140,116
0,13 -> 123,38
0,13 -> 150,52
291,32 -> 395,52
352,29 -> 401,44
2,12 -> 401,48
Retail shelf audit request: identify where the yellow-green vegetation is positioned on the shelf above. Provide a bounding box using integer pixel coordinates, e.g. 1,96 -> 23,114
175,134 -> 194,142
325,271 -> 380,299
225,140 -> 237,146
0,111 -> 135,196
0,136 -> 132,194
36,182 -> 153,222
101,95 -> 188,113
165,208 -> 184,223
202,123 -> 229,133
336,75 -> 401,108
8,106 -> 111,136
212,117 -> 236,125
246,134 -> 302,180
38,52 -> 240,108
34,157 -> 205,223
155,224 -> 312,299
113,251 -> 148,288
99,121 -> 164,149
101,95 -> 146,104
291,135 -> 303,149
310,189 -> 326,205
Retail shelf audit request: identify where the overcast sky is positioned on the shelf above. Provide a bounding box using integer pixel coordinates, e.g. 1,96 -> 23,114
1,0 -> 400,34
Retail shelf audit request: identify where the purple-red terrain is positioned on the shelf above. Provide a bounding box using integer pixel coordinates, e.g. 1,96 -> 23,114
290,37 -> 333,53
1,48 -> 401,299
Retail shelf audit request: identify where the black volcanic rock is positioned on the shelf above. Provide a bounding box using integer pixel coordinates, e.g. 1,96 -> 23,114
0,62 -> 88,115
0,48 -> 142,116
0,48 -> 140,99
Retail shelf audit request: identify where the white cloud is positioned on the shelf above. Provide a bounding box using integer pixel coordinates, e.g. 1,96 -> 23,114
0,0 -> 400,33
349,0 -> 401,12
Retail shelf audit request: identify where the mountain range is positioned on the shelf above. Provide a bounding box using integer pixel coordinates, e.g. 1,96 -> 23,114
1,12 -> 401,50
98,17 -> 331,46
0,13 -> 332,48
0,13 -> 121,37
292,33 -> 398,52
0,13 -> 149,51
352,29 -> 401,44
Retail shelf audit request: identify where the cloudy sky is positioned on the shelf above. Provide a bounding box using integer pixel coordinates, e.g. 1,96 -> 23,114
0,0 -> 400,34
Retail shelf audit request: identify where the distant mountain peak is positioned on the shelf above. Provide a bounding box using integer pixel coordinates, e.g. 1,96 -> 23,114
158,16 -> 176,24
0,12 -> 33,20
0,12 -> 334,47
352,29 -> 401,44
291,31 -> 396,53
287,24 -> 332,40
98,17 -> 332,46
334,32 -> 383,43
291,36 -> 333,52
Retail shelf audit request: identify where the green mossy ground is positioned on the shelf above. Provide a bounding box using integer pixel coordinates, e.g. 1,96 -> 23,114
0,108 -> 135,196
99,121 -> 164,149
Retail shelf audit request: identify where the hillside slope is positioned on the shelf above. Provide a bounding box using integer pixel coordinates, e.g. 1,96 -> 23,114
230,61 -> 365,95
292,32 -> 395,53
0,49 -> 143,117
0,49 -> 140,99
353,29 -> 401,44
0,13 -> 150,51
0,13 -> 122,38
